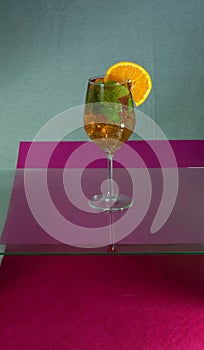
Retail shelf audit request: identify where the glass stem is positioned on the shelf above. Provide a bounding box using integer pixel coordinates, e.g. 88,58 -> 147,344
107,154 -> 114,199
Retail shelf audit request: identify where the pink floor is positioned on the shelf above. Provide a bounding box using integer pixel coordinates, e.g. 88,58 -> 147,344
0,255 -> 204,349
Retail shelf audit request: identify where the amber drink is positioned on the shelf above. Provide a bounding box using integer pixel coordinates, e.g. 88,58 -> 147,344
84,77 -> 135,155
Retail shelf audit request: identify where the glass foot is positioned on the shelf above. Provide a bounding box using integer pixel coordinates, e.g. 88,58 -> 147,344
88,194 -> 133,211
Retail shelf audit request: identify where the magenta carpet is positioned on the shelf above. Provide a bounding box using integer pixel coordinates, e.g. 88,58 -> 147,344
0,255 -> 204,349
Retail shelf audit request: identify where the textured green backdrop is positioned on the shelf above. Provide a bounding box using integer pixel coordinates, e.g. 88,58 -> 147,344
0,0 -> 204,169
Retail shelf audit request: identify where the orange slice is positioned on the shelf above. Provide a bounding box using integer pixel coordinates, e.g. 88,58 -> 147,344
104,61 -> 152,106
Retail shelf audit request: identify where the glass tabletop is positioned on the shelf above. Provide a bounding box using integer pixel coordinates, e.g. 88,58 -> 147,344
0,169 -> 203,255
2,244 -> 204,256
0,140 -> 203,255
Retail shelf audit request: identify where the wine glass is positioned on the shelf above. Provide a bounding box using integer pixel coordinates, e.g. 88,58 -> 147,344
84,76 -> 136,210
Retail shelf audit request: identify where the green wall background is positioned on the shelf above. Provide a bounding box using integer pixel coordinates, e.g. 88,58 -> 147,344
0,0 -> 204,169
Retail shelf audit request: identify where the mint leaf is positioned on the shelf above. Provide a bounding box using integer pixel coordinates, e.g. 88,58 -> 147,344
101,103 -> 121,124
128,96 -> 134,112
103,81 -> 117,85
95,79 -> 103,84
104,84 -> 129,103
